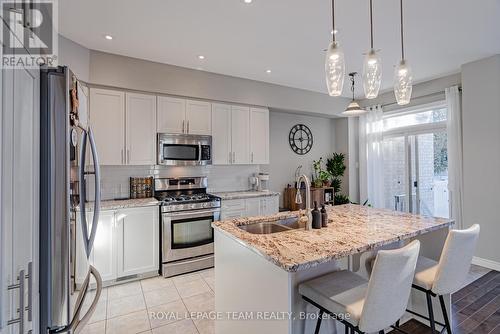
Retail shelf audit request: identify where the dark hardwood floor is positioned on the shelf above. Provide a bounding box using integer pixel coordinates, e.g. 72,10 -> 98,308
390,270 -> 500,334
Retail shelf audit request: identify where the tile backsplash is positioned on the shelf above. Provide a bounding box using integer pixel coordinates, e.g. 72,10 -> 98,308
87,165 -> 261,200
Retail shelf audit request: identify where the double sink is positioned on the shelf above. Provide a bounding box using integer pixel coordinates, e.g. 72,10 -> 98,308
238,217 -> 302,234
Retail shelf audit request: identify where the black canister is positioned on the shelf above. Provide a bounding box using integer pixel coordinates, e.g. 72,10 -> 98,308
312,201 -> 322,229
321,204 -> 328,227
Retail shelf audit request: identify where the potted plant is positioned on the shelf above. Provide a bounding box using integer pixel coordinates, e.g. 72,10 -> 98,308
312,158 -> 330,188
326,153 -> 350,205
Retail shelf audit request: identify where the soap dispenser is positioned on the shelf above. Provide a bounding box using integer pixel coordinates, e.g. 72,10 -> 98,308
321,204 -> 328,227
312,201 -> 322,229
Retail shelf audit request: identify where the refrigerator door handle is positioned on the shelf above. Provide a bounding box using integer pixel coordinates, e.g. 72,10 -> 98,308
72,266 -> 102,334
78,127 -> 101,258
49,266 -> 102,334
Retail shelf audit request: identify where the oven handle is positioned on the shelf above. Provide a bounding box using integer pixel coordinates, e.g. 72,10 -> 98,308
163,209 -> 220,220
198,143 -> 202,162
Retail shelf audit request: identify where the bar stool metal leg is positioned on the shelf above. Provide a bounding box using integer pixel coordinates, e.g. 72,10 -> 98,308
439,295 -> 452,334
426,291 -> 437,334
314,310 -> 324,334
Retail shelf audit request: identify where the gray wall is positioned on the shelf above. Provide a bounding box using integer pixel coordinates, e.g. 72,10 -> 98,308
461,55 -> 500,264
88,50 -> 349,116
58,35 -> 90,82
264,112 -> 336,206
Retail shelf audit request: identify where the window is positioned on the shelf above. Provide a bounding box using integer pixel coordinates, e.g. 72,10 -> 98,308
382,103 -> 449,218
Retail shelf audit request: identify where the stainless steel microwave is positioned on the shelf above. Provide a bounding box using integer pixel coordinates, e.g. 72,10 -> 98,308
158,133 -> 212,166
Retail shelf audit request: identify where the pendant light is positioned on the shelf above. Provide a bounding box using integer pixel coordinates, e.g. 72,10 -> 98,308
325,0 -> 345,96
394,0 -> 413,105
343,72 -> 366,116
362,0 -> 382,99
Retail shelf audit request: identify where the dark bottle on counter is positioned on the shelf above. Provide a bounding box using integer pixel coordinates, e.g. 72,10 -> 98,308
312,201 -> 322,229
321,204 -> 328,227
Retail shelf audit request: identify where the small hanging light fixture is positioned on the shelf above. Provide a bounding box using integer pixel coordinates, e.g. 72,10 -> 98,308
394,0 -> 413,105
362,0 -> 382,99
325,0 -> 345,96
343,72 -> 366,116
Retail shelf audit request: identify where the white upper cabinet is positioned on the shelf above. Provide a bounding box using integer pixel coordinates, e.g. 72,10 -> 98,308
126,93 -> 157,165
90,88 -> 125,165
157,96 -> 186,134
231,106 -> 250,164
212,103 -> 232,164
249,107 -> 270,164
157,97 -> 212,135
186,100 -> 212,135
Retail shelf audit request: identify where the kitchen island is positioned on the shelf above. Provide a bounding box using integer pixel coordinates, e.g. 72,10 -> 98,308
212,204 -> 454,334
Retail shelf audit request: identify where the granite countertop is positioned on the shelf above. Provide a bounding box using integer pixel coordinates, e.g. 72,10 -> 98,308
75,198 -> 160,211
212,204 -> 454,272
213,190 -> 280,200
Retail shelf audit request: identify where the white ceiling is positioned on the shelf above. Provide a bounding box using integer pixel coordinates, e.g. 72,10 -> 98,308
59,0 -> 500,96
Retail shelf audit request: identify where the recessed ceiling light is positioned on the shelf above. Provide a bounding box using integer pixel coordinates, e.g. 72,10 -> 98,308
198,55 -> 205,60
266,69 -> 272,73
104,35 -> 113,40
244,0 -> 252,3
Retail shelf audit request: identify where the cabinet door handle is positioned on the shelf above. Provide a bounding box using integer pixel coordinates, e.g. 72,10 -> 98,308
121,149 -> 124,164
187,121 -> 190,134
251,152 -> 254,163
182,120 -> 185,133
228,152 -> 232,164
127,149 -> 130,164
232,152 -> 236,164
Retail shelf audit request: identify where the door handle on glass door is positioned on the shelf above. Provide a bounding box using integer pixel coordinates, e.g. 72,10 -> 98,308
7,269 -> 25,334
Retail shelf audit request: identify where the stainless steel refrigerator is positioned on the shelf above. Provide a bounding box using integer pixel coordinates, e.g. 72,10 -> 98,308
39,66 -> 102,333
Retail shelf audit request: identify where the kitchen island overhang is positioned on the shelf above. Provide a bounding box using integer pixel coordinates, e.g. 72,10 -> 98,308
212,204 -> 454,334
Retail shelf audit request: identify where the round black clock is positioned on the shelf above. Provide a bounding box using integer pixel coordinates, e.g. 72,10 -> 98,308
289,124 -> 313,155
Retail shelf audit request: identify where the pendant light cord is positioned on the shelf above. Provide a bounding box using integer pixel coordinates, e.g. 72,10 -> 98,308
400,0 -> 405,60
369,0 -> 374,49
331,0 -> 336,42
350,73 -> 356,100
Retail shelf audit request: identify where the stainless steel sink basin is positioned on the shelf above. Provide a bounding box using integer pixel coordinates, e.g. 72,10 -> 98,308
238,217 -> 303,234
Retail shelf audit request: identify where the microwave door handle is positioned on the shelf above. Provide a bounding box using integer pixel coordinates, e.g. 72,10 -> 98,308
87,127 -> 101,256
198,144 -> 202,162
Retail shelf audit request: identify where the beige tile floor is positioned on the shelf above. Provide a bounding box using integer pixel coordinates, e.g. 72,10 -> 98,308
80,268 -> 215,334
79,264 -> 490,334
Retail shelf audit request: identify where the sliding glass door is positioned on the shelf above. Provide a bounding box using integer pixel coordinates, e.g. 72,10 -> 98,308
382,105 -> 449,218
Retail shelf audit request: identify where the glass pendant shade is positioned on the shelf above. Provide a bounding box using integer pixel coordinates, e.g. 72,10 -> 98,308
362,49 -> 382,99
343,100 -> 365,116
394,59 -> 413,105
325,41 -> 345,96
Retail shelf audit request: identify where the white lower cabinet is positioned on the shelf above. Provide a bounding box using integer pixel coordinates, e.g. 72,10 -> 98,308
116,207 -> 159,277
220,196 -> 279,220
260,196 -> 279,216
76,206 -> 159,285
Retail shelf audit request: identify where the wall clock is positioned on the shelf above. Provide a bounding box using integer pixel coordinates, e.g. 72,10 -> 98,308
289,124 -> 313,155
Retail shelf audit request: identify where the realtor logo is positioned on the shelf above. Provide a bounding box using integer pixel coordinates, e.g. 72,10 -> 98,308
1,0 -> 58,68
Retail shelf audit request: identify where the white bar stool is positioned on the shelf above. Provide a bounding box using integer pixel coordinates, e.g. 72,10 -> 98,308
299,240 -> 420,334
409,224 -> 480,334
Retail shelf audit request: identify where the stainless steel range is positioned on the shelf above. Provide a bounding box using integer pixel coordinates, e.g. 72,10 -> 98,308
155,176 -> 220,277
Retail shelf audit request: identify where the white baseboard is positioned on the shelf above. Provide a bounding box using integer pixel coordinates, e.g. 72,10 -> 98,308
472,256 -> 500,272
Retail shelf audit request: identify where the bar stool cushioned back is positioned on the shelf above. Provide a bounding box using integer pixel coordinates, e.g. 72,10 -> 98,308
432,224 -> 480,295
358,240 -> 420,333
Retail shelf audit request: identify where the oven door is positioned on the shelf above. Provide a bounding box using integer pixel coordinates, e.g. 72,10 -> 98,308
162,208 -> 219,263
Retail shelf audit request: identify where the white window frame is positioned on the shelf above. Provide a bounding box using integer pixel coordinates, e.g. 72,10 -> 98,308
381,100 -> 448,215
